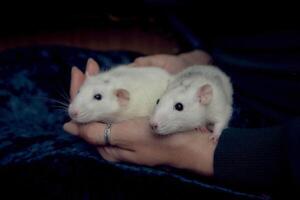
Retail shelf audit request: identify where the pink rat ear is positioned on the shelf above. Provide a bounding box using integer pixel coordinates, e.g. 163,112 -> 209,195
115,89 -> 130,107
197,84 -> 213,105
85,58 -> 100,77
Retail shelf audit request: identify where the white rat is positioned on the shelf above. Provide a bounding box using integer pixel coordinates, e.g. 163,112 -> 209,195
149,65 -> 233,141
68,65 -> 171,123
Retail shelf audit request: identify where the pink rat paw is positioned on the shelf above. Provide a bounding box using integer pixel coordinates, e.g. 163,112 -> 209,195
195,126 -> 209,133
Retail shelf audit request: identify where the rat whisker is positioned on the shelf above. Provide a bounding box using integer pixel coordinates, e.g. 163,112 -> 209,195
25,96 -> 70,107
54,108 -> 69,114
57,89 -> 70,103
24,96 -> 52,102
58,93 -> 70,103
78,112 -> 90,121
48,99 -> 69,107
51,105 -> 68,110
78,113 -> 89,118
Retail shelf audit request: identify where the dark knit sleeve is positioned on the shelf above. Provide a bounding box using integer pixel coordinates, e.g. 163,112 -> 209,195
213,125 -> 287,190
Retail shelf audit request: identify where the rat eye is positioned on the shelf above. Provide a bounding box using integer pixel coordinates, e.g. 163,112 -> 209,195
174,102 -> 184,111
156,99 -> 160,105
94,93 -> 102,101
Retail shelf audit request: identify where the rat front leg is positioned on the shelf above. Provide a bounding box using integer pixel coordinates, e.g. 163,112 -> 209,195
209,121 -> 226,143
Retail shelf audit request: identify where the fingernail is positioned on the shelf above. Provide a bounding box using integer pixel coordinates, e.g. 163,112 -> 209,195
87,58 -> 95,65
71,66 -> 78,73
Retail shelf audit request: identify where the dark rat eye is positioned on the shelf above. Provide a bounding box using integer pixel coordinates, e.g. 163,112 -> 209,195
174,102 -> 184,111
94,93 -> 102,101
156,99 -> 160,105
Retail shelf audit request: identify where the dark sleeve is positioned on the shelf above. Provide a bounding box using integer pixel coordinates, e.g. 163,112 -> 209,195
286,118 -> 300,189
214,118 -> 300,192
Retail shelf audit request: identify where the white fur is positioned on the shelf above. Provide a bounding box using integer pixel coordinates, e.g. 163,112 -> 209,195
150,65 -> 233,139
69,65 -> 171,123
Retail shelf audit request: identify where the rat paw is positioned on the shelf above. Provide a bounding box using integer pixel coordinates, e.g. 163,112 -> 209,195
195,126 -> 209,133
209,135 -> 219,143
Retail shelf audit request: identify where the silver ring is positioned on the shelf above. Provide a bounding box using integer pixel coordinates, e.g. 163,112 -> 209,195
104,123 -> 112,145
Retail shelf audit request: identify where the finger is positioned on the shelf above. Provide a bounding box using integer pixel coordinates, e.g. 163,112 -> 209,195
70,66 -> 85,101
127,62 -> 137,67
63,121 -> 80,136
77,122 -> 107,146
64,120 -> 126,147
132,57 -> 151,66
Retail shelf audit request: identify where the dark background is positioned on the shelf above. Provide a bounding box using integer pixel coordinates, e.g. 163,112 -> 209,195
0,1 -> 299,199
0,1 -> 299,54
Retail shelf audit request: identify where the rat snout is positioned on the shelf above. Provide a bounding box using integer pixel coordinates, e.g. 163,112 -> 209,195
69,110 -> 79,118
68,105 -> 79,119
150,122 -> 158,131
149,117 -> 160,132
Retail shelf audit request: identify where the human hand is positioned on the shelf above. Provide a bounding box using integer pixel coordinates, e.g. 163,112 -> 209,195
63,58 -> 216,176
64,118 -> 215,175
131,50 -> 212,74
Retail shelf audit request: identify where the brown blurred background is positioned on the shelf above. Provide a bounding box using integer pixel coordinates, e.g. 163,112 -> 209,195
0,1 -> 297,55
0,14 -> 180,55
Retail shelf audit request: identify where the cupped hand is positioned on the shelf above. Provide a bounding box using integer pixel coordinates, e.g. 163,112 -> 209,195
131,50 -> 212,74
63,58 -> 216,176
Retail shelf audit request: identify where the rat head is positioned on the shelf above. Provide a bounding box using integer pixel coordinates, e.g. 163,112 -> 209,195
68,58 -> 130,123
68,74 -> 130,123
149,83 -> 213,135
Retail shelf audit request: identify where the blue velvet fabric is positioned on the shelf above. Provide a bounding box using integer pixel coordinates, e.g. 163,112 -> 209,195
0,46 -> 268,199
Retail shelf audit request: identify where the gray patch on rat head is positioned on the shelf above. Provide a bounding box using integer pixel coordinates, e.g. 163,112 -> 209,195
104,79 -> 110,83
213,75 -> 222,83
174,83 -> 189,94
180,79 -> 193,90
178,87 -> 187,94
182,71 -> 203,80
184,84 -> 190,90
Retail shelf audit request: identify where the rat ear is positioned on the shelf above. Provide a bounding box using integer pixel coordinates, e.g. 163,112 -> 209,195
115,89 -> 130,106
85,58 -> 100,77
197,84 -> 213,105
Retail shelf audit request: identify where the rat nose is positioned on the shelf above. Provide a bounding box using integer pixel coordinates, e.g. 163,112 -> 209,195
150,122 -> 158,131
69,109 -> 79,118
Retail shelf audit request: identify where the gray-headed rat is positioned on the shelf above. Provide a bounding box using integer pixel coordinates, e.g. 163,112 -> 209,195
150,65 -> 233,141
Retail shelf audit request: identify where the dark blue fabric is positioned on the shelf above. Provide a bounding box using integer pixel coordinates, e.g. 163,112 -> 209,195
210,33 -> 300,197
0,46 -> 269,199
212,32 -> 300,127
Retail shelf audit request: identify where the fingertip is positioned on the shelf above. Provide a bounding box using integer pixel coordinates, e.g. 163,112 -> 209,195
63,122 -> 79,136
87,57 -> 95,64
127,63 -> 137,67
71,66 -> 83,76
134,57 -> 144,63
86,58 -> 100,74
71,66 -> 77,72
